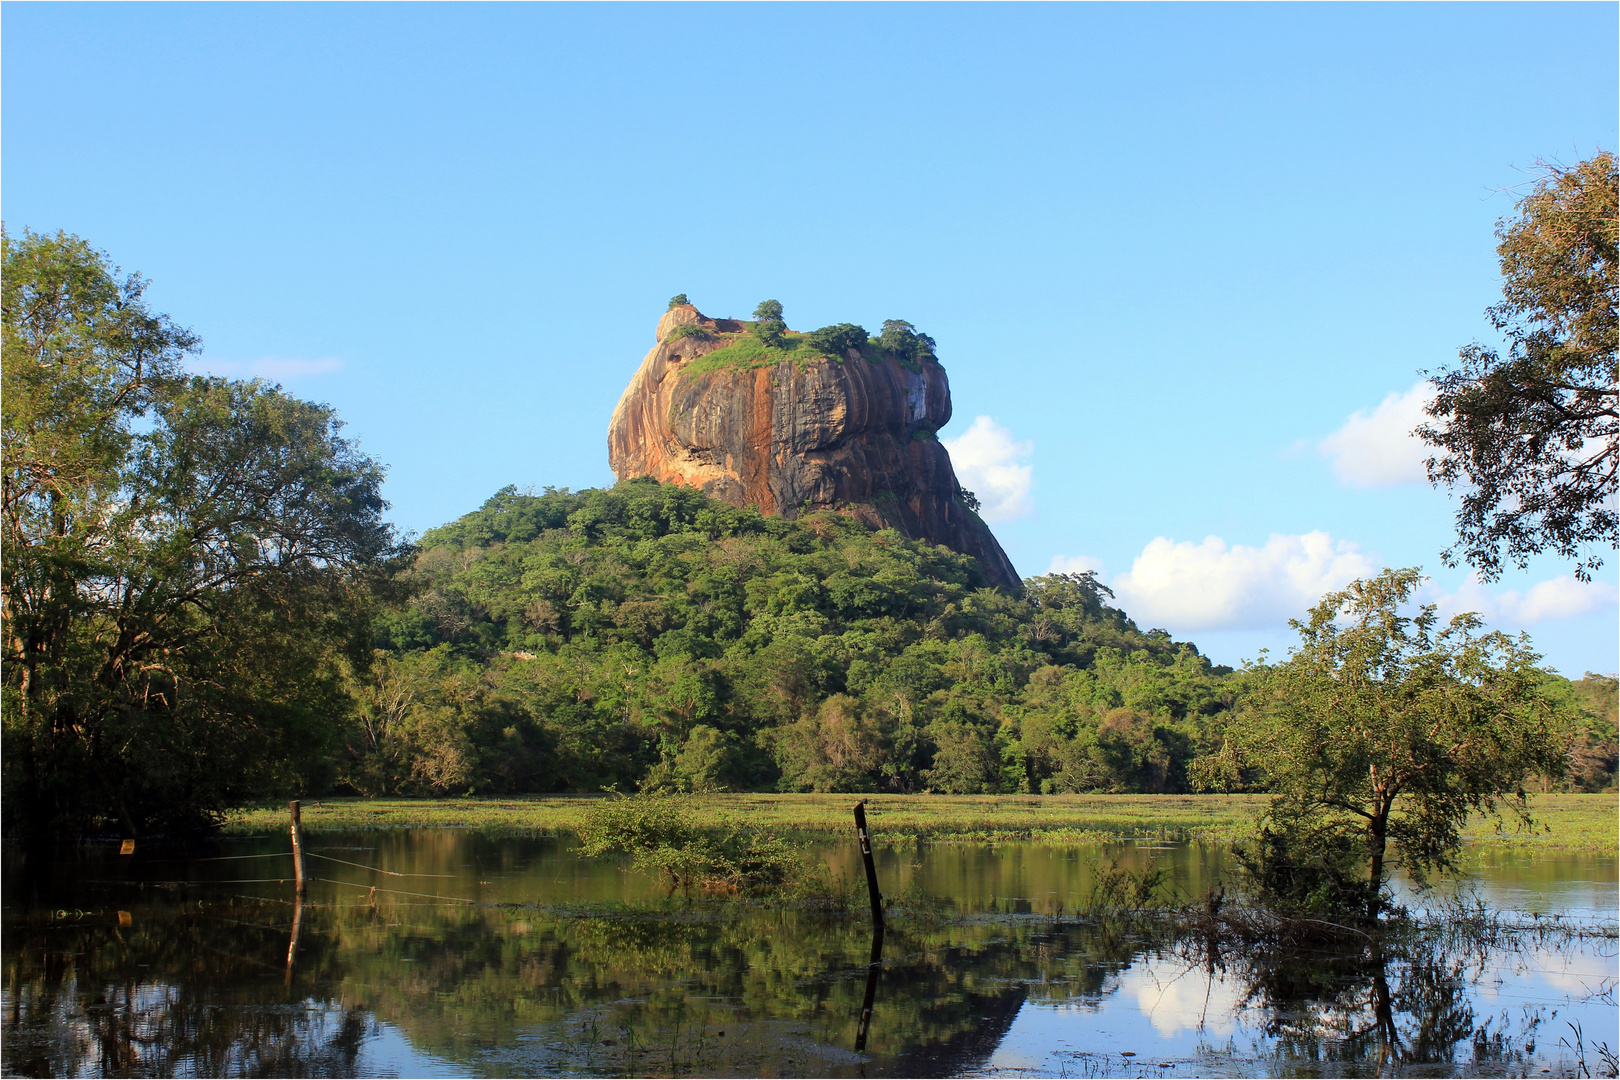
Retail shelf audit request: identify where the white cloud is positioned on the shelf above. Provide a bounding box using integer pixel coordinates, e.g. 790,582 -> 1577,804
1317,380 -> 1433,487
942,415 -> 1033,521
1427,573 -> 1618,627
192,356 -> 345,380
1047,526 -> 1616,640
1111,531 -> 1378,631
1123,958 -> 1245,1038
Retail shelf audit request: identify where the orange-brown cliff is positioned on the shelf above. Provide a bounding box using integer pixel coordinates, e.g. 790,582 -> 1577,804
607,304 -> 1021,591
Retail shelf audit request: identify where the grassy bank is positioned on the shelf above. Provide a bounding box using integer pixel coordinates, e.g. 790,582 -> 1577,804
223,793 -> 1618,851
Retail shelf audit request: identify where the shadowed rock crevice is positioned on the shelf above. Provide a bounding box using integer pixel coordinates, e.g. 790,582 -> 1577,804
608,304 -> 1021,591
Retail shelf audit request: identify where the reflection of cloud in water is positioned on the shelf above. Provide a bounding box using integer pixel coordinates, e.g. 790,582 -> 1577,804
355,1021 -> 473,1078
1123,959 -> 1244,1037
1474,943 -> 1619,1003
986,957 -> 1251,1072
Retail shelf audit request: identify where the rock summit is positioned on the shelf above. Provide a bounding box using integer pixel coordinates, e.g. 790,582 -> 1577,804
607,303 -> 1021,591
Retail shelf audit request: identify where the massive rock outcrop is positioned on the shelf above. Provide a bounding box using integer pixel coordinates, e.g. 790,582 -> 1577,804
608,304 -> 1021,591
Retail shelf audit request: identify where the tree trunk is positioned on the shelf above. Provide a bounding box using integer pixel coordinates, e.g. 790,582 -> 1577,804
1366,812 -> 1387,923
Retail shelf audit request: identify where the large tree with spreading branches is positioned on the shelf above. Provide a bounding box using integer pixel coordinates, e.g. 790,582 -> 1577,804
1419,152 -> 1617,581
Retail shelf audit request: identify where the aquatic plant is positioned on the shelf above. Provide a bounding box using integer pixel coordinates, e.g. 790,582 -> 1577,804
575,792 -> 813,898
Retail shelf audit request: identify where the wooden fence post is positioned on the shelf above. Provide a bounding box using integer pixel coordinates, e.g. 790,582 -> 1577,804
289,800 -> 307,896
854,801 -> 883,930
854,924 -> 884,1052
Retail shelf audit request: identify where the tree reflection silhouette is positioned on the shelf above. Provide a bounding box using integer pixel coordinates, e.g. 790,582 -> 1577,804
3,836 -> 1603,1077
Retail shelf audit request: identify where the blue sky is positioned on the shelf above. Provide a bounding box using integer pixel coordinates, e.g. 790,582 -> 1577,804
5,3 -> 1615,675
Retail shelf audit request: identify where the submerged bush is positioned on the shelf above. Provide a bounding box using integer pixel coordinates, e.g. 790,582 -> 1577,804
1232,802 -> 1378,923
1088,858 -> 1175,910
576,793 -> 812,897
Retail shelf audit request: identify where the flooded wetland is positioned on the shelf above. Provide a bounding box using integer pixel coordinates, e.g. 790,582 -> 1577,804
5,807 -> 1616,1080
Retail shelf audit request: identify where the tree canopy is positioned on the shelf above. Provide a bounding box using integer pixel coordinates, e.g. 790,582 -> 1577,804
878,319 -> 938,363
1420,152 -> 1618,581
751,299 -> 786,348
1199,568 -> 1570,921
3,236 -> 1611,841
350,480 -> 1238,799
1,229 -> 401,838
804,322 -> 868,358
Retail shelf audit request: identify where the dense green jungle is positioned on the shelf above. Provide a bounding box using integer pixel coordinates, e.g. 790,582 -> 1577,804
3,228 -> 1615,841
343,481 -> 1620,806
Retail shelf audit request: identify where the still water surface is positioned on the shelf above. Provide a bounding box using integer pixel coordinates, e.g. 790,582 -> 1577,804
3,832 -> 1614,1078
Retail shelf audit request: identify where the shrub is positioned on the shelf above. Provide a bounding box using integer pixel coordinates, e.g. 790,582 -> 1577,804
576,792 -> 810,897
667,294 -> 689,309
665,323 -> 714,343
805,322 -> 868,358
1087,858 -> 1174,910
1232,801 -> 1378,923
878,319 -> 937,363
752,300 -> 786,348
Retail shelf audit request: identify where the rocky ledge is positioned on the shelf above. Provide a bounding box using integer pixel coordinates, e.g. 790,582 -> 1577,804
607,303 -> 1020,591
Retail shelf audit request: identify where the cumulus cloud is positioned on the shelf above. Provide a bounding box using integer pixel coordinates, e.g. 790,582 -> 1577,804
941,415 -> 1033,521
1317,381 -> 1433,487
1047,528 -> 1616,638
193,356 -> 345,380
1427,573 -> 1618,627
1110,531 -> 1378,631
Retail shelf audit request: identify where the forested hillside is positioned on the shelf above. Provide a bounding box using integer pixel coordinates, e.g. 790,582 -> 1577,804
6,232 -> 1612,840
349,480 -> 1243,798
347,480 -> 1618,802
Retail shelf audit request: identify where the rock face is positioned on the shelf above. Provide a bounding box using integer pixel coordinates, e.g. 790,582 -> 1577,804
608,305 -> 1021,591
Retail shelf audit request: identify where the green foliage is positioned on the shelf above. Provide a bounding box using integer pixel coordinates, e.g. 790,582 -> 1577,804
663,323 -> 714,343
751,299 -> 786,348
641,724 -> 739,793
1420,151 -> 1617,580
1206,568 -> 1572,921
1,230 -> 400,839
368,482 -> 1235,798
674,306 -> 939,377
804,322 -> 868,358
667,294 -> 688,309
877,319 -> 938,364
1530,670 -> 1618,792
576,792 -> 809,896
678,333 -> 807,375
1232,801 -> 1377,922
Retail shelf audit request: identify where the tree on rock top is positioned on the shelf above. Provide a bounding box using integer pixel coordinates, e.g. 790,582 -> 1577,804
752,299 -> 786,348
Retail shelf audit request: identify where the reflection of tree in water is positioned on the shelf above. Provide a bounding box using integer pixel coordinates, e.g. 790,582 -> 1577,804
4,886 -> 1595,1077
3,899 -> 371,1077
1203,932 -> 1547,1074
3,894 -> 1169,1078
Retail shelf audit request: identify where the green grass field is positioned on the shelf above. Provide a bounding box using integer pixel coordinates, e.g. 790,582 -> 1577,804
224,792 -> 1618,851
